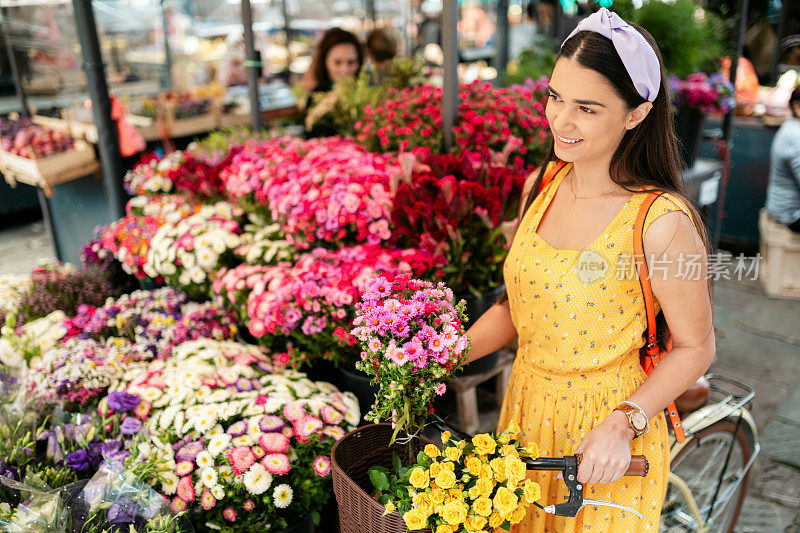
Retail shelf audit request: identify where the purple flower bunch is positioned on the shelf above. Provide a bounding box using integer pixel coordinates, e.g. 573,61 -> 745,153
12,263 -> 123,326
63,287 -> 238,360
351,274 -> 471,439
670,72 -> 736,115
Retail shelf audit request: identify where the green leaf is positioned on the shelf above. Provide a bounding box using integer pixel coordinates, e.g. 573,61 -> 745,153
369,469 -> 391,492
378,494 -> 390,505
393,452 -> 402,474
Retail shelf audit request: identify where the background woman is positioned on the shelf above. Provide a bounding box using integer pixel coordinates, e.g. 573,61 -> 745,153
302,27 -> 363,137
465,9 -> 715,531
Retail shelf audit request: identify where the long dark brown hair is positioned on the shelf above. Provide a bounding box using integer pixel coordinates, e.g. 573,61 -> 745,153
502,24 -> 712,350
310,27 -> 364,90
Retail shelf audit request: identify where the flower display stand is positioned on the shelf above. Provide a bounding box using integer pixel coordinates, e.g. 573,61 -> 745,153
447,349 -> 515,435
0,140 -> 100,197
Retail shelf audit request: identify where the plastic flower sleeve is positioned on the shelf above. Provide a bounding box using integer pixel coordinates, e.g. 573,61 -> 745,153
71,461 -> 191,533
0,475 -> 70,532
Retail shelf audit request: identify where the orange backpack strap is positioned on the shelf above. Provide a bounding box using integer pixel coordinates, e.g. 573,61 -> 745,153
633,190 -> 686,443
537,160 -> 570,196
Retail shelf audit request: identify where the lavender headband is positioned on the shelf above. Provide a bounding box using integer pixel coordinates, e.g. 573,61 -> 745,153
563,8 -> 661,102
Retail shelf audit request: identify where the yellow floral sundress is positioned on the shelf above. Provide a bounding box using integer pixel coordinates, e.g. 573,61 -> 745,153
497,163 -> 694,532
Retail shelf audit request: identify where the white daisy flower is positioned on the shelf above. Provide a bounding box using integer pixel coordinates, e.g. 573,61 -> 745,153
207,434 -> 231,458
161,472 -> 179,495
243,463 -> 272,495
211,485 -> 225,500
208,424 -> 224,437
201,468 -> 218,489
196,451 -> 214,469
273,484 -> 293,509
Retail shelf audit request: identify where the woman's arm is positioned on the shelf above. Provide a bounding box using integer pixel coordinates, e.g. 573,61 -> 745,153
575,210 -> 715,485
465,300 -> 518,363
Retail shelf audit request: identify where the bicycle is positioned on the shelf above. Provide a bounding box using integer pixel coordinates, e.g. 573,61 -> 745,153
661,374 -> 760,533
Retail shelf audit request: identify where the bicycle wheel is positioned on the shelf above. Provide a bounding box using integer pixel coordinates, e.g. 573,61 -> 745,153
661,417 -> 755,533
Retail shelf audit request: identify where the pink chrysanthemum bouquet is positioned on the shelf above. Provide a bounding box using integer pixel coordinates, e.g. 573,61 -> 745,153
352,274 -> 471,442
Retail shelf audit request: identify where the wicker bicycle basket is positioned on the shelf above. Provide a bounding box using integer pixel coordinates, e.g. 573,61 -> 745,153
332,423 -> 432,533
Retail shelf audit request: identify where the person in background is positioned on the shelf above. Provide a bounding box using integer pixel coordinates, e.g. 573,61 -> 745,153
302,27 -> 363,137
365,27 -> 398,85
765,85 -> 800,233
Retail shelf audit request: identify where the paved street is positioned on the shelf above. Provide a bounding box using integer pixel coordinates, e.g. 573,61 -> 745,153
1,215 -> 799,531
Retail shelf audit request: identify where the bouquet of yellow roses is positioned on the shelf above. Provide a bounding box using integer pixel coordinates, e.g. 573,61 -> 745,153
368,421 -> 541,532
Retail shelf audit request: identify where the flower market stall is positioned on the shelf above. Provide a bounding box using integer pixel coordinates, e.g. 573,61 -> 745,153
0,78 -> 552,531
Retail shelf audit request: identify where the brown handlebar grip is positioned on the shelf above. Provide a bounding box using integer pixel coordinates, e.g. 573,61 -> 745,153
575,455 -> 649,477
626,455 -> 649,477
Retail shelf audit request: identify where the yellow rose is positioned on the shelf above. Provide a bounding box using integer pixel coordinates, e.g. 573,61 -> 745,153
473,496 -> 493,517
463,515 -> 489,532
506,480 -> 518,492
490,458 -> 507,483
445,446 -> 462,462
430,487 -> 446,504
523,480 -> 542,504
507,420 -> 521,439
384,501 -> 396,513
472,434 -> 497,456
500,444 -> 516,457
489,511 -> 504,529
403,509 -> 427,531
468,486 -> 481,500
425,444 -> 441,459
466,456 -> 482,476
498,433 -> 511,445
477,477 -> 495,497
436,525 -> 455,533
429,462 -> 443,479
493,487 -> 519,516
457,440 -> 467,449
409,467 -> 430,489
511,506 -> 526,524
444,461 -> 455,472
442,501 -> 468,526
436,469 -> 457,490
449,488 -> 465,501
441,431 -> 451,444
525,442 -> 539,459
479,464 -> 493,480
505,456 -> 528,482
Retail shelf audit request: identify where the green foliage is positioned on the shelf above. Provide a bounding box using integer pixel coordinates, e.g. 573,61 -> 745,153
505,35 -> 559,86
633,0 -> 728,77
608,0 -> 637,22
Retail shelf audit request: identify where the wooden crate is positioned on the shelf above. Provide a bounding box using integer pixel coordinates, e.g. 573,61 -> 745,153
32,114 -> 99,144
0,140 -> 100,197
759,209 -> 800,299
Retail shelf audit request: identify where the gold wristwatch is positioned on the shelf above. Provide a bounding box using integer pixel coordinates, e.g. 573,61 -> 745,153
614,401 -> 649,438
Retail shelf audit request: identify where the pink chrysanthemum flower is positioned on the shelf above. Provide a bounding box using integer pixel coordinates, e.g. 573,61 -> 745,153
259,432 -> 290,454
201,490 -> 216,510
261,453 -> 292,475
313,455 -> 331,476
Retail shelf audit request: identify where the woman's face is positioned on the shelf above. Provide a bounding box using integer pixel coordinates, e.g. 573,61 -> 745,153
545,56 -> 647,165
325,43 -> 360,82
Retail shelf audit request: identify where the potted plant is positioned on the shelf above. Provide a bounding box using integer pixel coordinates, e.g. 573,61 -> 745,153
670,72 -> 735,168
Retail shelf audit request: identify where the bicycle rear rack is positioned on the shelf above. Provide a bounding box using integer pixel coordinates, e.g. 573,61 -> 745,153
680,374 -> 755,436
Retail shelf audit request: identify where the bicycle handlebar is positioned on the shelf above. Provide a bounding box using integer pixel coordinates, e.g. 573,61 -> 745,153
522,454 -> 648,477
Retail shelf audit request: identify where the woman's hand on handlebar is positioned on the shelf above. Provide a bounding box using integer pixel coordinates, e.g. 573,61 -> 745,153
573,410 -> 635,485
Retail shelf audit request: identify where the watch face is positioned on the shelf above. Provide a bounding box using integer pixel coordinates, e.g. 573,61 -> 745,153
631,412 -> 647,431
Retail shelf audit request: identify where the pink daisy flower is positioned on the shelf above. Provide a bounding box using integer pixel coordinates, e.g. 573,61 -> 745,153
259,432 -> 290,454
175,461 -> 194,476
434,383 -> 447,396
402,340 -> 423,361
228,446 -> 256,476
283,401 -> 306,422
177,475 -> 195,502
243,499 -> 255,511
223,508 -> 237,522
201,490 -> 216,510
170,497 -> 186,514
387,346 -> 409,366
313,455 -> 331,476
321,405 -> 344,425
133,400 -> 151,419
261,453 -> 292,475
252,446 -> 266,459
294,415 -> 323,439
428,335 -> 446,353
368,337 -> 382,352
323,426 -> 346,439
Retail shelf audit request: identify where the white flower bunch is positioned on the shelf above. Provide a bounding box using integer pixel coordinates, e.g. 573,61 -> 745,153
0,310 -> 67,372
234,215 -> 293,265
0,274 -> 31,316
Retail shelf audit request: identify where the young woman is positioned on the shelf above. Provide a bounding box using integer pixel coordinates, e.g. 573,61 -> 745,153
465,9 -> 715,531
302,27 -> 363,137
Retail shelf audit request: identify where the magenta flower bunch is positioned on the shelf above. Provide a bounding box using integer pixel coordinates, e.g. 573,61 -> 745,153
213,245 -> 444,369
219,136 -> 398,249
351,274 -> 471,441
